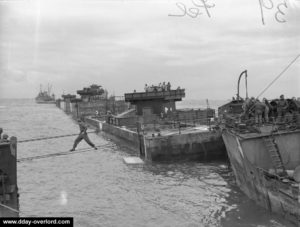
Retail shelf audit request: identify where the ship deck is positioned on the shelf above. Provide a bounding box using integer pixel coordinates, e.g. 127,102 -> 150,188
145,126 -> 211,137
228,125 -> 300,140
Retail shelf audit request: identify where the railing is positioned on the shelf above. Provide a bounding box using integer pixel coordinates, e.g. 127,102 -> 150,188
124,89 -> 185,101
105,114 -> 214,135
221,112 -> 300,134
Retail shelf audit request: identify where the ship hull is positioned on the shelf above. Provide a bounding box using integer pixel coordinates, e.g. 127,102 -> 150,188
35,100 -> 56,104
0,137 -> 19,217
222,129 -> 300,225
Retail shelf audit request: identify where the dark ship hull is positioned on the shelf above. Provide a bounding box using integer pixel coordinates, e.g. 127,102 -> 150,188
222,128 -> 300,225
0,137 -> 19,217
35,98 -> 56,104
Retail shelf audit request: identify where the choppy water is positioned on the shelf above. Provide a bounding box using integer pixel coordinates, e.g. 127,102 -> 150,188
0,99 -> 294,227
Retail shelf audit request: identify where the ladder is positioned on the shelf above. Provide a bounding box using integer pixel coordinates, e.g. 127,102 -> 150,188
263,136 -> 287,177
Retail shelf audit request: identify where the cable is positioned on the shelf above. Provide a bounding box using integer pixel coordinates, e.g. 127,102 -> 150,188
18,131 -> 97,143
0,203 -> 19,214
256,54 -> 300,99
17,144 -> 110,162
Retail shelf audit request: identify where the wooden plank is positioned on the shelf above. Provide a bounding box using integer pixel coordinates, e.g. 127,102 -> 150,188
123,157 -> 144,164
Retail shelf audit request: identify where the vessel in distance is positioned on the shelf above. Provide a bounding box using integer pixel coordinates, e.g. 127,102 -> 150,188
35,84 -> 55,104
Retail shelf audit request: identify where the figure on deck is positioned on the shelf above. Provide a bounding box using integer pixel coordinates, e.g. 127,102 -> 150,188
277,94 -> 288,123
0,134 -> 9,143
70,118 -> 97,151
262,98 -> 270,123
253,99 -> 266,125
167,82 -> 171,91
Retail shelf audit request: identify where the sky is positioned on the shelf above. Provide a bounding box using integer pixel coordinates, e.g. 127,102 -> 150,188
0,0 -> 299,100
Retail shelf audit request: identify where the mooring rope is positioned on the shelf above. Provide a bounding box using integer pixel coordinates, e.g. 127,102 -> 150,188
0,202 -> 42,217
17,144 -> 111,162
18,131 -> 97,143
0,203 -> 20,214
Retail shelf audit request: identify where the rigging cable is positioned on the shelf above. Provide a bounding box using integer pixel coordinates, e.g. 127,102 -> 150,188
256,54 -> 300,99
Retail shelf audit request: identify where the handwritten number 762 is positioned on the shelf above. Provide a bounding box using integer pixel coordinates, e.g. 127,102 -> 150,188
258,0 -> 288,25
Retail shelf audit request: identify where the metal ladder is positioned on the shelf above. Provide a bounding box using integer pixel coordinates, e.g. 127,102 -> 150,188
263,136 -> 287,177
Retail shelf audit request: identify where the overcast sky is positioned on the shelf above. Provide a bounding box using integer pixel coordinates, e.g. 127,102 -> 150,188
0,0 -> 299,100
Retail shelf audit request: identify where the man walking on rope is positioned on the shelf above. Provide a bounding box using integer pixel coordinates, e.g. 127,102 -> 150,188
70,117 -> 97,151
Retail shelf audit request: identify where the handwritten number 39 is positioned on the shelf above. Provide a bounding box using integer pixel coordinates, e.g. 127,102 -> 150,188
259,0 -> 288,24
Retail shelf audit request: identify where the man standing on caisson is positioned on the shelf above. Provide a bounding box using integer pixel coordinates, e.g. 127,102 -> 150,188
70,117 -> 97,151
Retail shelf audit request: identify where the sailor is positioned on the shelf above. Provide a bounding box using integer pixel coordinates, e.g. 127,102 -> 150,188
70,118 -> 97,151
277,94 -> 288,123
262,98 -> 270,123
0,134 -> 9,143
144,84 -> 148,92
162,82 -> 166,91
0,128 -> 2,139
167,82 -> 171,91
253,99 -> 266,125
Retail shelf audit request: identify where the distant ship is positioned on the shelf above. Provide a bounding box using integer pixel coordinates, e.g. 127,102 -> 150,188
35,84 -> 55,104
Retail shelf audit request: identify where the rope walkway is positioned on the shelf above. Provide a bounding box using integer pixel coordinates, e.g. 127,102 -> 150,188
18,131 -> 97,143
17,144 -> 111,162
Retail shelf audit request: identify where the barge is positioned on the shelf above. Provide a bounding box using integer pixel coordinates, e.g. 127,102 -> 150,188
86,84 -> 227,161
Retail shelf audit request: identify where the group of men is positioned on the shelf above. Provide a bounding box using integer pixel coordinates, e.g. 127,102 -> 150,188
242,94 -> 295,125
144,82 -> 171,92
0,128 -> 9,143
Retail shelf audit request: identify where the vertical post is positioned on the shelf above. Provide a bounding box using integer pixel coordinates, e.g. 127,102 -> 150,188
136,122 -> 145,157
76,102 -> 79,118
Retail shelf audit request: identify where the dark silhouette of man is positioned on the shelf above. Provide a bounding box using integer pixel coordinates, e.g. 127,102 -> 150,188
70,118 -> 97,151
253,99 -> 266,125
277,94 -> 288,123
0,134 -> 9,143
